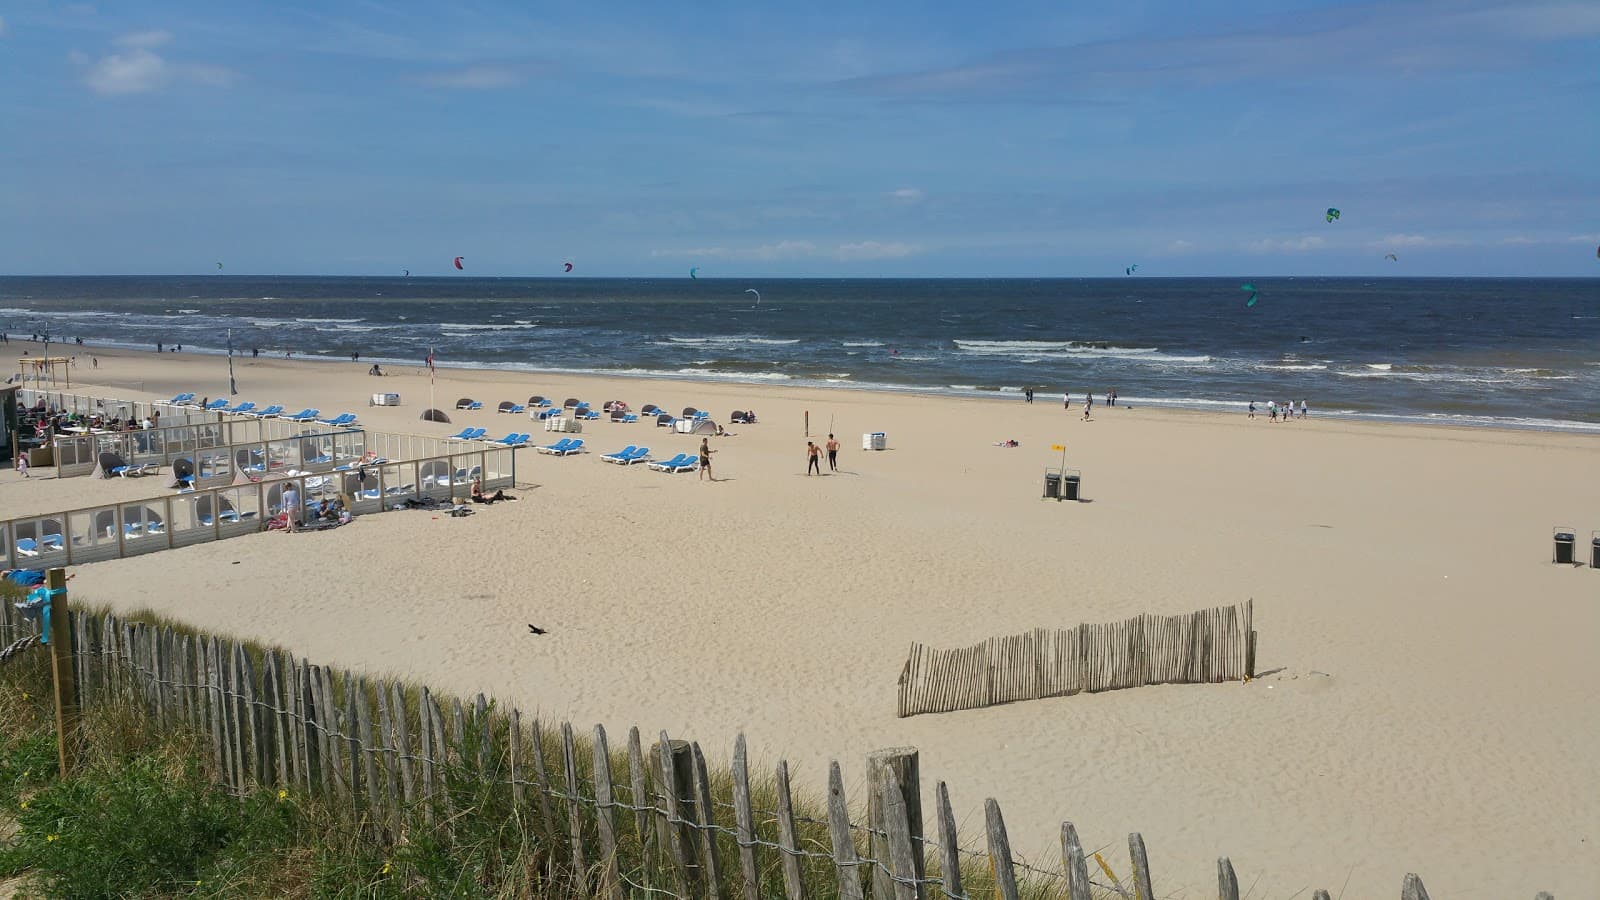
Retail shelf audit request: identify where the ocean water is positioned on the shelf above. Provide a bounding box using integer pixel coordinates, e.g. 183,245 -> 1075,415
2,276 -> 1596,431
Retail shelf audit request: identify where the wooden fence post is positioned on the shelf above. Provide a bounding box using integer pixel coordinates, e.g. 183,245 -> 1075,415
45,568 -> 77,778
1312,891 -> 1331,900
626,727 -> 654,875
591,724 -> 623,900
1123,832 -> 1153,900
775,759 -> 807,900
1218,857 -> 1239,900
731,734 -> 761,900
1534,892 -> 1554,899
418,686 -> 436,823
1060,822 -> 1092,900
826,762 -> 865,900
984,798 -> 1019,900
530,718 -> 559,841
561,722 -> 587,890
1401,873 -> 1431,900
933,783 -> 962,900
691,742 -> 723,900
655,734 -> 701,890
868,747 -> 924,900
878,767 -> 923,900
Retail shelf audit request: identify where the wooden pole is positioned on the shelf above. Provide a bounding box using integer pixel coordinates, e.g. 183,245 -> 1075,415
655,734 -> 699,890
1401,873 -> 1431,900
934,783 -> 963,900
1128,832 -> 1154,900
826,761 -> 865,900
984,799 -> 1019,900
868,748 -> 925,900
731,734 -> 761,900
775,759 -> 807,900
1060,822 -> 1092,900
1217,857 -> 1240,900
591,725 -> 624,900
46,568 -> 77,778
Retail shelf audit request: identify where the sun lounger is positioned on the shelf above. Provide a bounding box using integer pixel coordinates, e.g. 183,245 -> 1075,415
248,405 -> 286,418
551,438 -> 584,456
204,399 -> 229,411
537,438 -> 577,455
112,463 -> 159,477
601,445 -> 639,463
316,413 -> 359,427
604,446 -> 651,465
647,452 -> 697,473
532,408 -> 561,420
169,392 -> 196,405
489,432 -> 530,447
445,427 -> 476,440
641,404 -> 661,416
224,401 -> 257,414
579,409 -> 600,420
530,396 -> 551,407
656,413 -> 676,428
282,409 -> 320,422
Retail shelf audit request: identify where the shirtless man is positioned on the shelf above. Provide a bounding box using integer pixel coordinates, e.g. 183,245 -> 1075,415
825,433 -> 840,471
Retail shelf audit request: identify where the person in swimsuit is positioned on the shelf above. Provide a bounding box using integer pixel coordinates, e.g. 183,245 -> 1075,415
806,441 -> 822,475
825,433 -> 840,471
698,438 -> 715,481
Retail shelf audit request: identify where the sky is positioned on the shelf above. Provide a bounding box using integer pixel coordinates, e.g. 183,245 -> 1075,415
2,0 -> 1597,277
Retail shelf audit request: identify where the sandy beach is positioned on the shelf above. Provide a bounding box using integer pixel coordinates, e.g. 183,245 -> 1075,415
14,346 -> 1599,898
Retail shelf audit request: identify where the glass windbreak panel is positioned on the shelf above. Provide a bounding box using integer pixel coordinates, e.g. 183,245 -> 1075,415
379,463 -> 413,499
120,503 -> 166,541
68,510 -> 100,551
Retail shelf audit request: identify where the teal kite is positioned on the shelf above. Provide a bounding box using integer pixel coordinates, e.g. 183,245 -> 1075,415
1384,253 -> 1398,262
1125,264 -> 1139,276
1241,283 -> 1258,308
1325,208 -> 1341,223
689,267 -> 699,279
216,262 -> 223,270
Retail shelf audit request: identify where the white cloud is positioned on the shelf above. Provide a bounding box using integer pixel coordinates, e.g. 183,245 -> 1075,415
1244,236 -> 1326,253
1166,239 -> 1196,254
417,65 -> 528,89
77,33 -> 234,95
114,29 -> 172,48
836,240 -> 919,260
1499,236 -> 1539,246
887,188 -> 924,202
1564,233 -> 1600,244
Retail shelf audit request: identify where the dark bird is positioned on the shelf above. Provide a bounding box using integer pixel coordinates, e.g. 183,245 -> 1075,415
528,624 -> 548,635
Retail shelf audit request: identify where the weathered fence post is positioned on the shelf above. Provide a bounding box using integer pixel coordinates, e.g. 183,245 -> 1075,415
1060,822 -> 1092,900
655,734 -> 700,890
933,783 -> 963,900
561,722 -> 587,890
1128,832 -> 1154,900
626,727 -> 654,876
731,734 -> 761,900
691,742 -> 723,900
826,762 -> 865,900
775,759 -> 807,900
591,724 -> 624,900
875,766 -> 921,900
1401,873 -> 1431,900
418,686 -> 436,822
45,568 -> 78,778
1218,857 -> 1239,900
868,748 -> 925,900
530,718 -> 560,841
1534,892 -> 1554,899
1312,891 -> 1331,900
984,798 -> 1019,900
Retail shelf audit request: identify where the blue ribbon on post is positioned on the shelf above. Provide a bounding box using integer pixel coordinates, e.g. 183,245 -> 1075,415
16,586 -> 66,645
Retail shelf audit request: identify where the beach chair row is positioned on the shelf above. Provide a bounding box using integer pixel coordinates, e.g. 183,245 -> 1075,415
530,440 -> 699,473
170,394 -> 359,427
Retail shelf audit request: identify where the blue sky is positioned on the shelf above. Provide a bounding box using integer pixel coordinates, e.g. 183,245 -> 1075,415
2,0 -> 1597,276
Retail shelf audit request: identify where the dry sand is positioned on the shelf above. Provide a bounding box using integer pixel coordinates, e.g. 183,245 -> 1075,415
15,347 -> 1599,898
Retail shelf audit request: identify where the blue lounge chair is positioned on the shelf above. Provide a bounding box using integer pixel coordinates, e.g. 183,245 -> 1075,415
656,414 -> 676,428
601,445 -> 639,463
445,427 -> 476,440
225,401 -> 257,414
604,446 -> 651,465
248,405 -> 285,418
282,408 -> 319,422
647,453 -> 697,473
169,392 -> 195,405
15,538 -> 40,557
551,438 -> 584,456
467,400 -> 483,410
533,398 -> 552,407
204,399 -> 230,411
537,438 -> 577,455
533,408 -> 561,420
489,432 -> 529,446
317,413 -> 359,427
579,409 -> 600,420
509,404 -> 525,414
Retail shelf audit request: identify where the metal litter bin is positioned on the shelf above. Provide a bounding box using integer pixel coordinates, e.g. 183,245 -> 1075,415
1062,469 -> 1082,501
1552,528 -> 1575,565
1043,471 -> 1061,500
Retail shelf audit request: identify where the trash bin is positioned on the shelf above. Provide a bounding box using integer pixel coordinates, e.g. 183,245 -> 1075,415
1043,471 -> 1060,500
1552,528 -> 1575,565
1592,532 -> 1600,568
1062,471 -> 1081,501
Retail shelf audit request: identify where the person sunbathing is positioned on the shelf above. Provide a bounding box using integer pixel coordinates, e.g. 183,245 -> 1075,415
470,479 -> 517,504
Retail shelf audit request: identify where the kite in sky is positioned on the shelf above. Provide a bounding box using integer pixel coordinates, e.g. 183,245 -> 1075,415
1384,253 -> 1398,262
689,267 -> 699,279
563,261 -> 574,273
403,269 -> 410,277
746,288 -> 761,307
1125,264 -> 1139,276
1241,283 -> 1259,308
453,256 -> 465,270
1325,208 -> 1341,223
216,262 -> 223,270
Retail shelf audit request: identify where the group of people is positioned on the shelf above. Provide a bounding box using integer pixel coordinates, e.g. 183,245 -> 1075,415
1249,399 -> 1309,421
803,434 -> 841,475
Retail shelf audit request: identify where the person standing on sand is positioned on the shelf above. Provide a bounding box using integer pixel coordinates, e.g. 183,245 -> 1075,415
281,483 -> 301,533
1063,392 -> 1070,410
1268,400 -> 1277,422
806,441 -> 822,476
16,452 -> 29,478
1299,399 -> 1308,419
826,433 -> 839,471
698,438 -> 715,482
1248,401 -> 1256,419
1083,392 -> 1093,421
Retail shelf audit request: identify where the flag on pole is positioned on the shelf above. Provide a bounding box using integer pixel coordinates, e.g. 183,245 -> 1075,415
227,328 -> 238,396
426,348 -> 436,383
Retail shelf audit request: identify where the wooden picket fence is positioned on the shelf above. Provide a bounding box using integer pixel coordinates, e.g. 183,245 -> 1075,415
897,602 -> 1256,717
0,595 -> 1557,900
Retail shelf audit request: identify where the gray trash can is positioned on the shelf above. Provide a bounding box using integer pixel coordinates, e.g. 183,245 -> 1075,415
1591,532 -> 1600,568
1043,471 -> 1060,500
1552,529 -> 1575,565
1062,472 -> 1081,501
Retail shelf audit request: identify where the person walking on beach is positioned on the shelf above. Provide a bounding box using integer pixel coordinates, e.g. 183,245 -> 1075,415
1063,392 -> 1070,410
1268,400 -> 1277,422
1299,399 -> 1308,419
1248,401 -> 1256,419
825,433 -> 840,471
806,441 -> 822,476
1082,393 -> 1094,421
698,437 -> 715,482
15,452 -> 28,478
281,483 -> 301,533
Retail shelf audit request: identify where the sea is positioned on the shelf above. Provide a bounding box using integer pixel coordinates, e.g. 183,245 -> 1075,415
2,276 -> 1597,432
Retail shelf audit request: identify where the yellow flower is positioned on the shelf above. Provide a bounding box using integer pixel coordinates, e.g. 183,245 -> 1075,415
277,789 -> 288,801
46,834 -> 58,842
20,692 -> 28,700
381,861 -> 392,875
18,801 -> 27,810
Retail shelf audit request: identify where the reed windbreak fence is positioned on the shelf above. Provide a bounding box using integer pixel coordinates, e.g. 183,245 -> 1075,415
897,602 -> 1256,717
0,596 -> 1546,900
